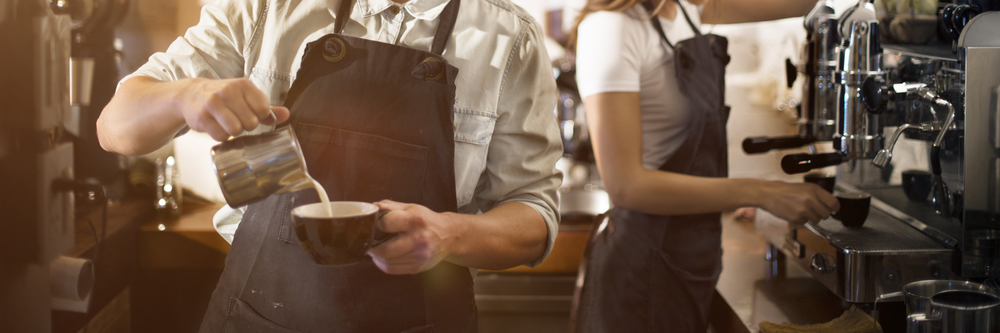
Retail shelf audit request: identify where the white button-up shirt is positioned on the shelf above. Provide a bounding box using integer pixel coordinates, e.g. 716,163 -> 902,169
125,0 -> 563,266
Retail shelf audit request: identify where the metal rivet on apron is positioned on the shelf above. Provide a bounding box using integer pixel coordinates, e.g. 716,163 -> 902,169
389,5 -> 400,15
412,57 -> 445,81
322,37 -> 347,63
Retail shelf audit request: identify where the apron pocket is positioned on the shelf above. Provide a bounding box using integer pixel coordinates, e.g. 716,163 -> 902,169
296,123 -> 430,205
222,297 -> 303,333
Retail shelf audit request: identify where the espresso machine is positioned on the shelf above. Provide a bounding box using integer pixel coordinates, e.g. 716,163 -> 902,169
748,0 -> 1000,308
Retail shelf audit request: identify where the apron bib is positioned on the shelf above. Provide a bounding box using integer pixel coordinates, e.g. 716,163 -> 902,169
577,1 -> 731,332
199,1 -> 476,332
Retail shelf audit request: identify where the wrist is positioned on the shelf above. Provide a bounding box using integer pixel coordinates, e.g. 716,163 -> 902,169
166,78 -> 203,125
738,178 -> 769,208
438,211 -> 466,260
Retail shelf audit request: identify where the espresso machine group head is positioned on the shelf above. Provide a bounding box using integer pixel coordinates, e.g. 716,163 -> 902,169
833,5 -> 884,161
743,1 -> 840,159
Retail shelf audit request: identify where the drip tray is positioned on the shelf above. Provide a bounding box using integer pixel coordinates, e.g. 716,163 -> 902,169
806,207 -> 947,253
759,205 -> 958,303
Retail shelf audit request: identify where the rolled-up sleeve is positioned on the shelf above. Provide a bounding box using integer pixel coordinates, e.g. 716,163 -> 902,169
120,0 -> 259,88
476,20 -> 563,267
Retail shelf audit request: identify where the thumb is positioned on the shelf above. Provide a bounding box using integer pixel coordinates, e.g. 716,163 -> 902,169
268,106 -> 291,125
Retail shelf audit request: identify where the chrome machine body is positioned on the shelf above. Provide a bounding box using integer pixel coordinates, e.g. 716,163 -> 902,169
758,2 -> 1000,304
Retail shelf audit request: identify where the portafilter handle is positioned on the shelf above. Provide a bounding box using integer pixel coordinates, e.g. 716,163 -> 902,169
781,152 -> 844,174
742,136 -> 815,154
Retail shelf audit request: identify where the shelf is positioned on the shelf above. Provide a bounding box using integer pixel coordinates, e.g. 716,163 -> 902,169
883,42 -> 960,61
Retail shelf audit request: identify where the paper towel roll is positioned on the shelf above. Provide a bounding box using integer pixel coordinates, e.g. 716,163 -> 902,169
50,256 -> 94,313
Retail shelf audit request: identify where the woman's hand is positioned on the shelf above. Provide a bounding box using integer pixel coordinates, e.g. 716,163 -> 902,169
757,181 -> 840,226
176,78 -> 290,141
367,200 -> 457,275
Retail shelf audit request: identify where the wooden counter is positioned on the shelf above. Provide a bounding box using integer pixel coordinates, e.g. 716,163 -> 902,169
128,199 -> 861,333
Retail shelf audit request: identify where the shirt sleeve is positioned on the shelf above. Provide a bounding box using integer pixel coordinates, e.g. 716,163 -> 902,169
477,18 -> 563,268
575,10 -> 643,98
119,0 -> 262,89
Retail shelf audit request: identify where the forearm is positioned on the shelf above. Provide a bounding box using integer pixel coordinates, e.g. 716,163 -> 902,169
97,76 -> 189,156
443,202 -> 548,270
607,169 -> 766,216
703,0 -> 818,24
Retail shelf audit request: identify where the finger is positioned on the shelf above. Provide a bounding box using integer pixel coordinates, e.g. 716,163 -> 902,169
222,92 -> 262,132
240,81 -> 273,118
238,82 -> 273,128
808,201 -> 832,222
823,192 -> 841,212
197,119 -> 230,142
207,103 -> 246,137
378,209 -> 419,234
383,263 -> 425,275
798,197 -> 824,223
368,234 -> 424,259
369,255 -> 424,275
374,200 -> 407,211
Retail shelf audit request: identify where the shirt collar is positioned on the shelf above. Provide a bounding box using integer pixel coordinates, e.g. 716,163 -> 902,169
356,0 -> 450,20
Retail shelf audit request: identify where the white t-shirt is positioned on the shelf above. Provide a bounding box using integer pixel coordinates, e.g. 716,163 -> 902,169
576,1 -> 703,170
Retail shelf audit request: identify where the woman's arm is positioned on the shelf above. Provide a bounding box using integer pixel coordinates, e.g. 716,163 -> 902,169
701,0 -> 818,24
585,92 -> 838,224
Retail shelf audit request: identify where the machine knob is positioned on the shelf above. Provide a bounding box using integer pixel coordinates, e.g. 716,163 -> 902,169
781,152 -> 844,174
860,77 -> 891,114
742,136 -> 814,154
810,253 -> 836,274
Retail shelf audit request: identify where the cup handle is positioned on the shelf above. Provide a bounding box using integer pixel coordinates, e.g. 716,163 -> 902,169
372,209 -> 398,247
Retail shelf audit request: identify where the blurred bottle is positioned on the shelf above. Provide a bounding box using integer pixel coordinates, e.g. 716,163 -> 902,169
155,156 -> 183,219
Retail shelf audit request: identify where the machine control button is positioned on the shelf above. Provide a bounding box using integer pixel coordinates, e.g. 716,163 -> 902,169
810,253 -> 836,274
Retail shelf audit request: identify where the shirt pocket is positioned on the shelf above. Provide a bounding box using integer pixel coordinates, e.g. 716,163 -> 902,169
453,109 -> 497,207
245,67 -> 293,134
248,67 -> 293,107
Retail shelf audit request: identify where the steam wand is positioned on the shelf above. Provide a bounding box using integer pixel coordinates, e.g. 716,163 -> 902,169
865,80 -> 957,219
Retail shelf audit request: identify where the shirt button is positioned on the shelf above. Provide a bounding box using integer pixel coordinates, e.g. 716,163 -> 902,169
389,5 -> 400,15
279,91 -> 288,101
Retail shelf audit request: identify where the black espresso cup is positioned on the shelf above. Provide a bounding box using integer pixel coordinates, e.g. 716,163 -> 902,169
833,192 -> 872,228
291,202 -> 395,265
902,170 -> 933,202
804,172 -> 836,193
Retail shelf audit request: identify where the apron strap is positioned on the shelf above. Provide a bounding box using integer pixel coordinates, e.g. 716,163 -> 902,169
641,0 -> 704,49
335,0 -> 353,34
335,0 -> 459,56
431,0 -> 461,55
674,0 -> 703,36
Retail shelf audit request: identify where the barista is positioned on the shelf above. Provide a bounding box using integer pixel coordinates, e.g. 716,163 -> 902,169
97,0 -> 563,331
570,0 -> 839,331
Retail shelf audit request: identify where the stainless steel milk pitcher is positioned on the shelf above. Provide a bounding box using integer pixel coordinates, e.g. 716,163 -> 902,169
210,126 -> 312,207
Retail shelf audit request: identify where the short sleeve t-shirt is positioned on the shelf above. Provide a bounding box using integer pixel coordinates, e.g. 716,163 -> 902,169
576,1 -> 703,170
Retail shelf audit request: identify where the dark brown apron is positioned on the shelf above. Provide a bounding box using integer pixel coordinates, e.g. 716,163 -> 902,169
576,1 -> 731,331
198,1 -> 476,332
